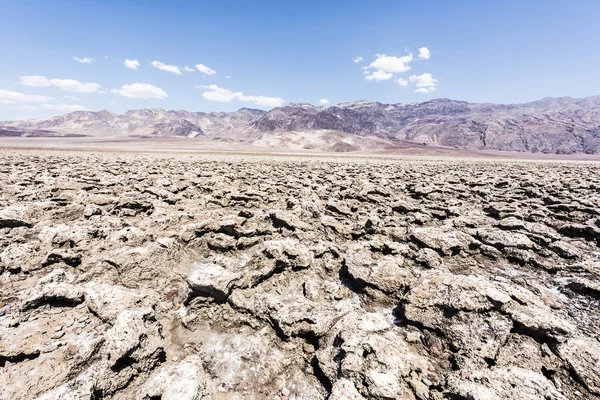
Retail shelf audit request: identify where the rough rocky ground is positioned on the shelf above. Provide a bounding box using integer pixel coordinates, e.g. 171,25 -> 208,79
0,149 -> 599,400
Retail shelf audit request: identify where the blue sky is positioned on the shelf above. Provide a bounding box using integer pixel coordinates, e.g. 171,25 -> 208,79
1,0 -> 599,120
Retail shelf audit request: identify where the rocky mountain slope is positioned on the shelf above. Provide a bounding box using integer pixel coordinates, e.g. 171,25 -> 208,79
1,150 -> 599,399
3,96 -> 600,153
4,108 -> 266,138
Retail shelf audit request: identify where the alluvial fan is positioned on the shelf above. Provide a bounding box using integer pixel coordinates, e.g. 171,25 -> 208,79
0,149 -> 599,399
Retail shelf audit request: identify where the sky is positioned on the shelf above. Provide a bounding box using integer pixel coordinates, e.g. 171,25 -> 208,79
1,0 -> 599,120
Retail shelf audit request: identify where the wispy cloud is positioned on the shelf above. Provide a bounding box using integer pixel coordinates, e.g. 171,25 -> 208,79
73,57 -> 94,63
151,61 -> 181,75
20,75 -> 101,93
49,79 -> 101,93
353,56 -> 363,63
195,64 -> 217,75
0,89 -> 53,104
41,103 -> 87,112
19,76 -> 51,87
197,84 -> 284,107
111,83 -> 168,99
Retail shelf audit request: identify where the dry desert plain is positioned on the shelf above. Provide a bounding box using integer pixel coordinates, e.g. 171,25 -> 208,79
0,139 -> 599,399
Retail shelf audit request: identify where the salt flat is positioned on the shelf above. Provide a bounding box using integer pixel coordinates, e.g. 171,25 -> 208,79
0,148 -> 599,399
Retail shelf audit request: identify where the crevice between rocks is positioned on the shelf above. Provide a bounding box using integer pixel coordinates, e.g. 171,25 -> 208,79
0,351 -> 41,368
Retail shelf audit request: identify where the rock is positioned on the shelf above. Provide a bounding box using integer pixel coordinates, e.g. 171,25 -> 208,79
138,355 -> 210,400
344,247 -> 411,293
558,337 -> 600,395
415,248 -> 442,268
474,228 -> 536,249
411,226 -> 473,255
206,233 -> 237,251
446,366 -> 567,400
186,262 -> 240,301
270,210 -> 310,231
93,308 -> 164,396
262,239 -> 314,270
330,379 -> 365,400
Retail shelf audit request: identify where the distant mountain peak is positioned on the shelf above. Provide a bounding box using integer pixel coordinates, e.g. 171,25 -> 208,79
3,95 -> 600,154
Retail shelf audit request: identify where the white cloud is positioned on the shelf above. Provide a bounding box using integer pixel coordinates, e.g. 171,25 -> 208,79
353,56 -> 363,63
199,85 -> 235,102
0,89 -> 53,103
20,76 -> 51,87
195,64 -> 217,75
365,70 -> 393,81
20,76 -> 101,93
151,61 -> 182,75
49,79 -> 101,93
74,57 -> 94,63
198,85 -> 284,108
397,78 -> 408,87
319,98 -> 330,104
125,59 -> 140,70
64,95 -> 79,100
111,83 -> 167,99
225,75 -> 232,79
409,73 -> 437,87
415,87 -> 436,93
369,53 -> 413,73
184,66 -> 194,72
418,47 -> 430,60
41,104 -> 87,112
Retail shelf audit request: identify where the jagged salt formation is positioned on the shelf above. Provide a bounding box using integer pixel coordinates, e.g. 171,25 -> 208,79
0,150 -> 599,399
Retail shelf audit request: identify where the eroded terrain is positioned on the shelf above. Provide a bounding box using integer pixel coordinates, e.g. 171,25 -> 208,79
0,150 -> 599,400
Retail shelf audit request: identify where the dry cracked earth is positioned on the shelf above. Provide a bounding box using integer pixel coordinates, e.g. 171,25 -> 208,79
1,149 -> 599,400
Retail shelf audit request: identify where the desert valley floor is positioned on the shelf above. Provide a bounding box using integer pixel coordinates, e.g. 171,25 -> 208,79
0,146 -> 599,400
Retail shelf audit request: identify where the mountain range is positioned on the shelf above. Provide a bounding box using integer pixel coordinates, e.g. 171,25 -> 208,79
2,96 -> 600,154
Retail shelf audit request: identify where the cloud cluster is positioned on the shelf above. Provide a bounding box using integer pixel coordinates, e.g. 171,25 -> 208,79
198,85 -> 284,108
151,61 -> 182,75
409,73 -> 437,93
361,47 -> 437,93
111,83 -> 167,99
19,76 -> 101,93
125,59 -> 140,70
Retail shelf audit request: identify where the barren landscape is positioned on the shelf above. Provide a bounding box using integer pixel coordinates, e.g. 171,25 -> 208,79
0,147 -> 599,399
